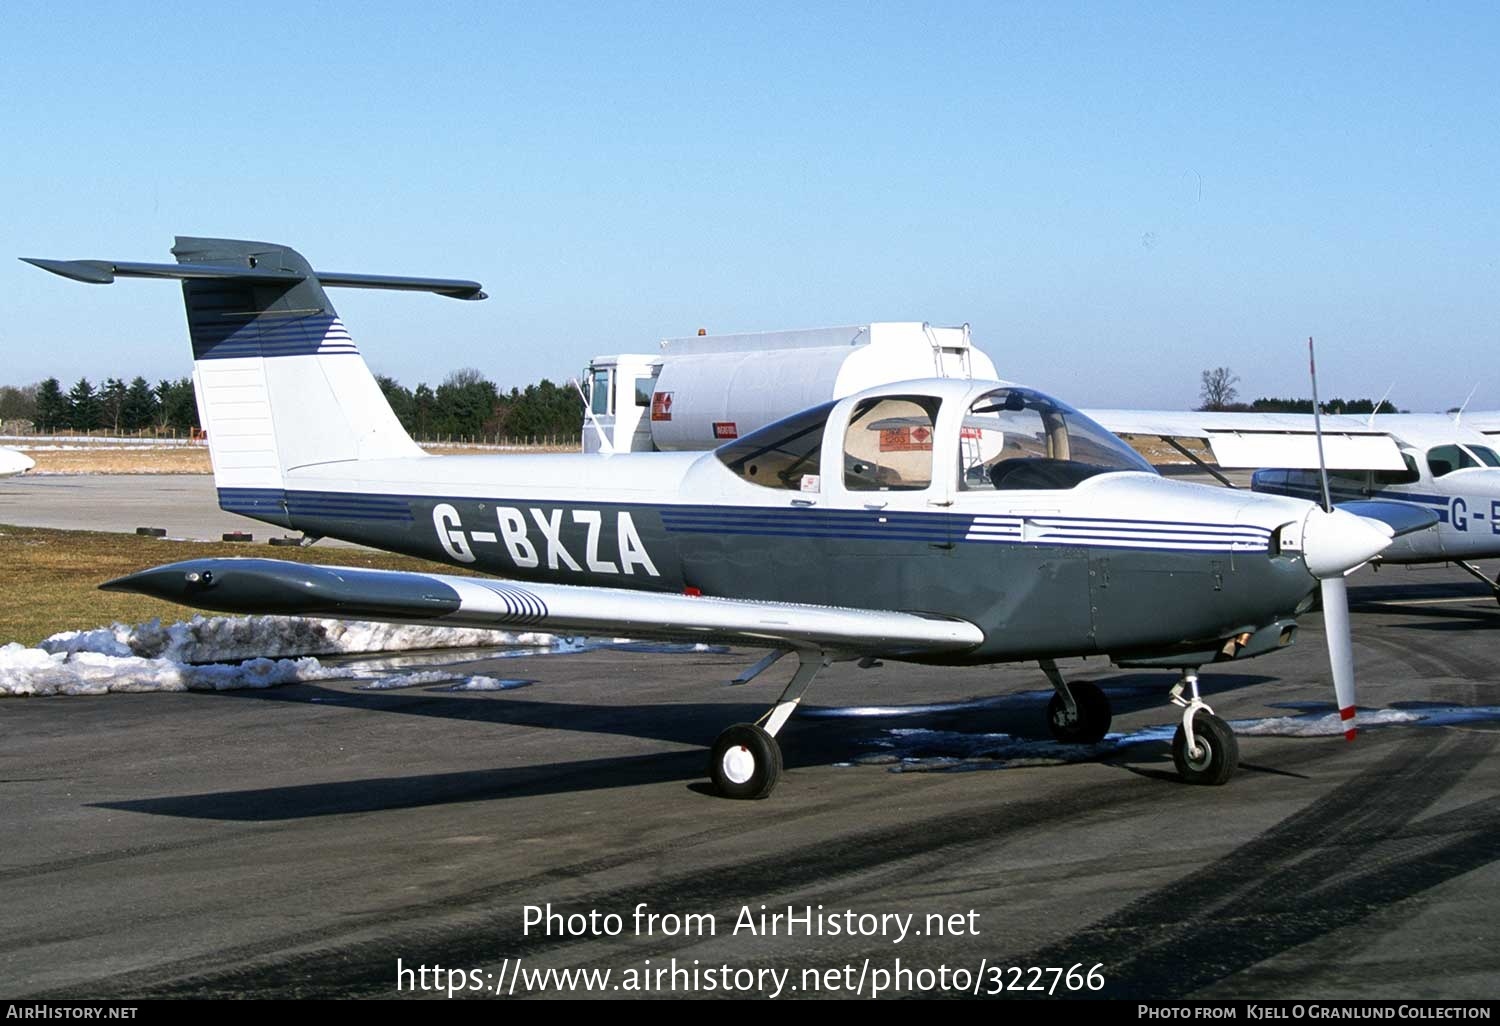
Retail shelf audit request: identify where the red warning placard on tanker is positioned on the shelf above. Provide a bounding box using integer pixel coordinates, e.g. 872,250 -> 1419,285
880,426 -> 932,451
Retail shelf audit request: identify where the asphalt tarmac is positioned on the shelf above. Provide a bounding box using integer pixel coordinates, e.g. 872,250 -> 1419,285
1,571 -> 1497,999
1,473 -> 1497,1000
0,474 -> 352,545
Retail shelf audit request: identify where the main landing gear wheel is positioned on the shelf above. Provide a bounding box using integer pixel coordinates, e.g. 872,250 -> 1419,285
709,723 -> 783,800
1172,711 -> 1239,786
1047,680 -> 1112,744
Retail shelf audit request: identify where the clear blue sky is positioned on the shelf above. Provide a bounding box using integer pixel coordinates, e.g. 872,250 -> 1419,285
2,1 -> 1496,411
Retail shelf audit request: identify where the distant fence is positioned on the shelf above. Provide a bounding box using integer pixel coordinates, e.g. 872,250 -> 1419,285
417,434 -> 583,449
1,431 -> 205,446
2,431 -> 584,450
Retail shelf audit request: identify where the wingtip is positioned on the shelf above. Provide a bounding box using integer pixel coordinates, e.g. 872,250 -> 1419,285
98,573 -> 140,593
20,257 -> 115,284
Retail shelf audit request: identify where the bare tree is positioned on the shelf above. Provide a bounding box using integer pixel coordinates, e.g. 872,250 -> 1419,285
1199,367 -> 1240,411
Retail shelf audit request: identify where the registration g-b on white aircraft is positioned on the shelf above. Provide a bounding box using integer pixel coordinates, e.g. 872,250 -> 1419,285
25,238 -> 1436,798
1087,407 -> 1500,601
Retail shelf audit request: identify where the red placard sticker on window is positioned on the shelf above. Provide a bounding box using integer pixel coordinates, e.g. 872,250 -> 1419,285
879,425 -> 932,452
713,421 -> 738,439
651,391 -> 674,421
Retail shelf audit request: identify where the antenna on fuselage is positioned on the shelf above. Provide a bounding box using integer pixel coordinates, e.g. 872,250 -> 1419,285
1367,382 -> 1395,429
1453,383 -> 1480,428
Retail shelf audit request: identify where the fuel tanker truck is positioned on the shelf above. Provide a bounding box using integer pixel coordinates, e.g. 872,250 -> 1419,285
582,322 -> 999,453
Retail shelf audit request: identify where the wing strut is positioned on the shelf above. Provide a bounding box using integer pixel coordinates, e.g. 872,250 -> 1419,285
1160,436 -> 1237,488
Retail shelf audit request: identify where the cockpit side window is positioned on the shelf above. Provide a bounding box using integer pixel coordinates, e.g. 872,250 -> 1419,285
843,396 -> 940,491
959,387 -> 1154,490
1374,453 -> 1421,486
1427,444 -> 1477,478
715,400 -> 836,490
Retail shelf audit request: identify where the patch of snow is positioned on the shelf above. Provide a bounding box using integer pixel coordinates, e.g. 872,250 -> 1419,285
40,614 -> 562,663
439,677 -> 536,692
0,642 -> 338,697
355,671 -> 470,691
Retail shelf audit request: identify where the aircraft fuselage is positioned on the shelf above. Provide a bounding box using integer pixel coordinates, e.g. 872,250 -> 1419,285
227,456 -> 1318,666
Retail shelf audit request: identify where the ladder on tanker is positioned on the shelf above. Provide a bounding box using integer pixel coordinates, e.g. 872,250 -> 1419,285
922,322 -> 975,379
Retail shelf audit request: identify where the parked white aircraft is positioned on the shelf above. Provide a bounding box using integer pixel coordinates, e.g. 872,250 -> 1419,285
0,448 -> 34,477
1086,408 -> 1500,599
25,238 -> 1437,796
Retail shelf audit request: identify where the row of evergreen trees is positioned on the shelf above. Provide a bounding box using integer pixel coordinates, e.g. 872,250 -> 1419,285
1,377 -> 200,433
375,370 -> 582,440
1,369 -> 584,440
1245,397 -> 1402,414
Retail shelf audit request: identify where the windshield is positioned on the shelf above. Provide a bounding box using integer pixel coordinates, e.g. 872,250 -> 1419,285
1466,444 -> 1500,468
960,387 -> 1154,490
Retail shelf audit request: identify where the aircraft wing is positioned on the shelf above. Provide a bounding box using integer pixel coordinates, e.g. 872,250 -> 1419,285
102,558 -> 985,658
1454,412 -> 1500,437
1084,409 -> 1408,471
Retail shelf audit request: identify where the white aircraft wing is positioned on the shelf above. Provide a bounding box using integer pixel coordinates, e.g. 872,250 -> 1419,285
1084,409 -> 1408,471
102,558 -> 985,658
1454,412 -> 1500,437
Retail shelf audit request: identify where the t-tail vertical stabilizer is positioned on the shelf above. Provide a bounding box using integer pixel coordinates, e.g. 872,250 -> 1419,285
23,238 -> 486,506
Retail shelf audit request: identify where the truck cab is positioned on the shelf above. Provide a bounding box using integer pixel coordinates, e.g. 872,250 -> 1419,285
583,354 -> 661,454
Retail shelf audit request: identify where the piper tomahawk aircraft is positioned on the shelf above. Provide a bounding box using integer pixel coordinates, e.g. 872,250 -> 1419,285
26,238 -> 1435,798
0,448 -> 35,477
1088,407 -> 1500,601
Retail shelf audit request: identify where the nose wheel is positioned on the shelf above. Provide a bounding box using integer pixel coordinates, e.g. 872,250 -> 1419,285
1169,671 -> 1239,785
1172,711 -> 1238,785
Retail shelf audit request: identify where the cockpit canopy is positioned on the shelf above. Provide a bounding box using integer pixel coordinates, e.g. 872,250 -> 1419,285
715,383 -> 1153,492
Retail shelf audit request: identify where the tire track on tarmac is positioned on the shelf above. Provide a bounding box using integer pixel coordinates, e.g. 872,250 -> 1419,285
1009,732 -> 1500,998
57,772 -> 1171,998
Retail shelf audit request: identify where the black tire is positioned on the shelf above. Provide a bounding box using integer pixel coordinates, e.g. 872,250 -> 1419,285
1047,681 -> 1112,744
1172,711 -> 1239,785
709,723 -> 782,800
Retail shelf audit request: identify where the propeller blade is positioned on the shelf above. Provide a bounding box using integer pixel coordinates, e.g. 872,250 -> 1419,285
1320,574 -> 1358,741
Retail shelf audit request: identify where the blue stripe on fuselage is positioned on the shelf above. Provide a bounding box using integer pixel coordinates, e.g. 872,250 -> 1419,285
216,487 -> 1271,552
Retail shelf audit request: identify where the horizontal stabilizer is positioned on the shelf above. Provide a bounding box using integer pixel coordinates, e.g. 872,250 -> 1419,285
102,558 -> 985,658
21,257 -> 486,300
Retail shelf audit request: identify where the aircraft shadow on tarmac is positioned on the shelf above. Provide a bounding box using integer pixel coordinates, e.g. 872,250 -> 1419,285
90,672 -> 1273,822
1354,604 -> 1500,631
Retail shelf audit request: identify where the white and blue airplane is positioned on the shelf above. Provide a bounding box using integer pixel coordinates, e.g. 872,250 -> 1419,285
1088,408 -> 1500,601
24,238 -> 1435,798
